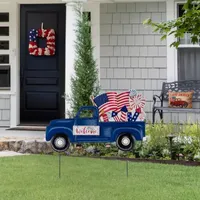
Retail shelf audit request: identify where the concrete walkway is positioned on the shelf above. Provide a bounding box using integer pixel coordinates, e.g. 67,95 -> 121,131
0,150 -> 29,157
0,128 -> 45,141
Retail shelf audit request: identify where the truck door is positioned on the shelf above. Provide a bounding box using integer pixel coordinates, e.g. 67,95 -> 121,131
73,106 -> 100,141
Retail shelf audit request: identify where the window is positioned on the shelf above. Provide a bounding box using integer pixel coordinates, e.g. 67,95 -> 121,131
178,4 -> 200,45
0,27 -> 9,36
79,109 -> 94,118
0,12 -> 10,89
0,55 -> 9,64
0,41 -> 9,50
177,4 -> 200,81
0,13 -> 9,22
178,48 -> 200,80
0,65 -> 10,88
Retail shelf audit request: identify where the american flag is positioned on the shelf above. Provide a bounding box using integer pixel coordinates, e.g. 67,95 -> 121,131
93,92 -> 118,117
132,112 -> 140,122
29,29 -> 38,51
128,107 -> 141,122
119,106 -> 128,121
116,91 -> 130,112
28,28 -> 56,56
127,112 -> 132,122
111,111 -> 120,122
101,113 -> 109,122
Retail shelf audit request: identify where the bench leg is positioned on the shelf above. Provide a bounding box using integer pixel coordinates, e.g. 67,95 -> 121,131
152,108 -> 156,124
152,109 -> 163,124
159,110 -> 163,123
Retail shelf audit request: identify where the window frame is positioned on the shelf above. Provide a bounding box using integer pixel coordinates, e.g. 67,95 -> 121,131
176,2 -> 200,81
176,2 -> 200,48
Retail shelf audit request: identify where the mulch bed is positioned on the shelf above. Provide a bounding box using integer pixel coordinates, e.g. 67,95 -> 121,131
69,155 -> 200,167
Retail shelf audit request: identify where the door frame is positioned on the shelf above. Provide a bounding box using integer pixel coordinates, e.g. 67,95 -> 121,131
19,3 -> 66,123
10,1 -> 66,127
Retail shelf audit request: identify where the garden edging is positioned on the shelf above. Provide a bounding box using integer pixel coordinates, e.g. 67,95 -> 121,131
0,140 -> 53,154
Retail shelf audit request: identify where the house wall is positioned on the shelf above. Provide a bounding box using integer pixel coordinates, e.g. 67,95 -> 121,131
100,2 -> 167,123
0,95 -> 10,126
99,2 -> 200,124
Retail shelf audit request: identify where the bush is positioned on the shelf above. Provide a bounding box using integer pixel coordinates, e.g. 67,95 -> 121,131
135,122 -> 200,161
65,122 -> 200,162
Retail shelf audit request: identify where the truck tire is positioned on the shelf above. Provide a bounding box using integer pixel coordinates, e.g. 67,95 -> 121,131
116,133 -> 134,151
51,134 -> 70,152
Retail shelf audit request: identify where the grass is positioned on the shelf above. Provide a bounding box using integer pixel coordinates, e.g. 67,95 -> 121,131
0,155 -> 200,200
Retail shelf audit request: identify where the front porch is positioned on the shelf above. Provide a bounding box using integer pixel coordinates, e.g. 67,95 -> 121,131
0,0 -> 198,128
0,0 -> 101,128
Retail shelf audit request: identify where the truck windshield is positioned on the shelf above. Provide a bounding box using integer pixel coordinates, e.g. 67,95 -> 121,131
79,109 -> 94,118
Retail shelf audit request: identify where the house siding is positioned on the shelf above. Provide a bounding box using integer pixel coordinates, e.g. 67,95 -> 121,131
100,2 -> 200,124
0,95 -> 10,126
100,2 -> 168,123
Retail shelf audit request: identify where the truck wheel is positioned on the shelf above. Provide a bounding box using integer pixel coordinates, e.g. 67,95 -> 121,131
116,134 -> 134,151
51,134 -> 70,152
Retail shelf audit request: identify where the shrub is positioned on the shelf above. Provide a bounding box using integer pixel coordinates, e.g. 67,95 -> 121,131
66,122 -> 200,162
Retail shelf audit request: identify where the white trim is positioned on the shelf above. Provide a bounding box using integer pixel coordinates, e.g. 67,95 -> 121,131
10,2 -> 20,128
0,91 -> 13,95
166,0 -> 177,82
0,50 -> 9,54
178,44 -> 200,48
0,64 -> 10,66
65,2 -> 78,116
0,36 -> 9,41
0,23 -> 10,27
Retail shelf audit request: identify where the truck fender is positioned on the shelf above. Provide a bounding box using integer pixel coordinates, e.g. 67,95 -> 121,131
112,127 -> 143,142
46,127 -> 74,142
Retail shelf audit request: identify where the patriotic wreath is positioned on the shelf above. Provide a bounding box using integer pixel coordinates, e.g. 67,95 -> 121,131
28,28 -> 56,56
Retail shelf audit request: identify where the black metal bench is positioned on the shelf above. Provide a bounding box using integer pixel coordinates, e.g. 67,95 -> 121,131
152,80 -> 200,124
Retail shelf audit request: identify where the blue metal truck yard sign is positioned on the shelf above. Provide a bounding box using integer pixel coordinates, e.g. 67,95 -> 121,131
46,106 -> 145,152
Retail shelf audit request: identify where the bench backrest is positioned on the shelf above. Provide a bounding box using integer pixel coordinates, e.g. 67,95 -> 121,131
162,80 -> 200,102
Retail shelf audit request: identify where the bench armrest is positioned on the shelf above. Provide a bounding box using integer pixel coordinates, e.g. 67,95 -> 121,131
153,94 -> 163,107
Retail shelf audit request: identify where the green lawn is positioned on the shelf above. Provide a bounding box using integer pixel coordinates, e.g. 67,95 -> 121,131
0,155 -> 200,200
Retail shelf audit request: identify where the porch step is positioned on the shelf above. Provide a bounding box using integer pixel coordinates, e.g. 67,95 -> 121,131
7,126 -> 46,131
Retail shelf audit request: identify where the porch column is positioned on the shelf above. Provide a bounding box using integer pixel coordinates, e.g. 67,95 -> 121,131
166,0 -> 177,82
63,0 -> 87,117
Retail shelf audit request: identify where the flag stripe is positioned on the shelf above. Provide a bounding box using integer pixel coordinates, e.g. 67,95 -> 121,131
116,91 -> 130,112
102,114 -> 109,122
120,112 -> 127,122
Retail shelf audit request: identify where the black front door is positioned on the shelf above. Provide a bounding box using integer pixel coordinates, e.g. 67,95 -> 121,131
20,4 -> 65,123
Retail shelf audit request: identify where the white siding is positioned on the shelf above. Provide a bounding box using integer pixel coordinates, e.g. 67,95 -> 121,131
100,2 -> 167,123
